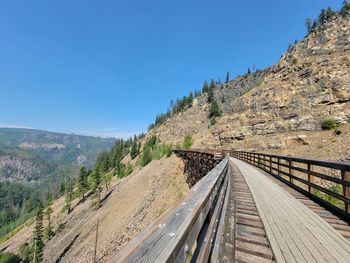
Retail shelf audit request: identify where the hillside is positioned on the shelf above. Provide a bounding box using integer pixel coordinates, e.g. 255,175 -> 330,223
149,11 -> 350,161
0,128 -> 115,184
0,155 -> 188,263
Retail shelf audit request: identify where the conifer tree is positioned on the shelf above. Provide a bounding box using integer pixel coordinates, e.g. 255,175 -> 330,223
208,100 -> 221,119
247,68 -> 251,74
130,140 -> 138,159
341,0 -> 350,15
202,80 -> 209,93
64,179 -> 73,214
326,7 -> 334,20
92,170 -> 102,207
318,8 -> 327,24
78,166 -> 88,202
209,79 -> 216,90
305,18 -> 312,33
33,206 -> 44,263
225,72 -> 230,83
44,194 -> 54,240
207,85 -> 214,103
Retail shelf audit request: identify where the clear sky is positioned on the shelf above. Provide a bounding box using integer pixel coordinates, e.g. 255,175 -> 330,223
0,0 -> 343,138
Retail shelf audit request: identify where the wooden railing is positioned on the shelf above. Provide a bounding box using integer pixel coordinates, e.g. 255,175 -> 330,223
109,156 -> 230,262
231,151 -> 350,222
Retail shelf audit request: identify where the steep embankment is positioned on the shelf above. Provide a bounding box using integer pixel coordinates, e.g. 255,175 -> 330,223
0,155 -> 188,262
149,13 -> 350,160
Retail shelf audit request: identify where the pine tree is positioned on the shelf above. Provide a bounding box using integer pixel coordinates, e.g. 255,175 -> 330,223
305,18 -> 312,34
312,20 -> 318,31
326,7 -> 334,20
130,140 -> 138,159
103,173 -> 112,190
64,179 -> 73,214
33,206 -> 44,263
208,99 -> 221,119
44,206 -> 54,240
44,194 -> 54,240
341,0 -> 350,15
140,145 -> 152,167
209,79 -> 216,90
78,166 -> 88,202
188,92 -> 193,106
247,68 -> 251,74
202,80 -> 209,93
318,9 -> 327,24
225,72 -> 230,83
92,170 -> 102,207
207,85 -> 214,103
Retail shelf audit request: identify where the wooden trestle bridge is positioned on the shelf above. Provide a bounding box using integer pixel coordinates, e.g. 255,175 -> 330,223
109,150 -> 350,263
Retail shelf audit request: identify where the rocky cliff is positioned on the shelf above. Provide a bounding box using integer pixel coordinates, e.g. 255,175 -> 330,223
149,12 -> 350,157
0,128 -> 115,184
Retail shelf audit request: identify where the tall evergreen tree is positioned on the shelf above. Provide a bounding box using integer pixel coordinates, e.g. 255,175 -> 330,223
202,80 -> 209,93
130,140 -> 139,159
208,100 -> 221,119
92,170 -> 102,207
44,194 -> 54,240
33,206 -> 44,263
78,166 -> 88,202
318,8 -> 327,24
341,0 -> 350,15
225,72 -> 230,83
305,18 -> 312,33
64,179 -> 73,214
326,7 -> 335,20
209,79 -> 216,90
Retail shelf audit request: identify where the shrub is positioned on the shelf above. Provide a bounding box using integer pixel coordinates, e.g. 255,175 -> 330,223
291,58 -> 298,64
182,135 -> 193,149
0,252 -> 22,263
321,118 -> 338,130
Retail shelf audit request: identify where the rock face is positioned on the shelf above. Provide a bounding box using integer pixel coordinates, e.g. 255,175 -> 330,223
0,128 -> 115,183
0,154 -> 52,182
149,13 -> 350,151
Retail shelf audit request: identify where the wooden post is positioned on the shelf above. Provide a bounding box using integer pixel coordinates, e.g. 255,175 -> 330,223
277,158 -> 280,177
308,163 -> 314,194
94,218 -> 99,263
342,171 -> 350,213
269,156 -> 272,172
289,160 -> 293,183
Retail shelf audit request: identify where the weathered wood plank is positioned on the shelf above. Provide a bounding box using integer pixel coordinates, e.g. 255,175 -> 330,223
232,158 -> 350,263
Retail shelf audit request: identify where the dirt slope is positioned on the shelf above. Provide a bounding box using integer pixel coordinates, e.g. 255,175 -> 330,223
0,155 -> 188,263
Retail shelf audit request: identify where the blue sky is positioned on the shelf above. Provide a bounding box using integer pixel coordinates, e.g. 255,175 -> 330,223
0,0 -> 343,138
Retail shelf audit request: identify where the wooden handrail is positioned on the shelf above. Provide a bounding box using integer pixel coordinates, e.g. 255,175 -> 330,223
231,151 -> 350,222
109,157 -> 229,262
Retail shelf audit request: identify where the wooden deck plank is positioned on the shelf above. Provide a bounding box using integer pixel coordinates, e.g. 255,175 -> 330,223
241,162 -> 349,262
232,158 -> 350,263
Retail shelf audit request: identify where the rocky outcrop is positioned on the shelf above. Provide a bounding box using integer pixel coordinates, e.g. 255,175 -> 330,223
0,154 -> 52,183
149,13 -> 350,152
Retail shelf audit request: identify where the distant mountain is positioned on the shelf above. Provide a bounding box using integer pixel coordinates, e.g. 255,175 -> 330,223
0,128 -> 115,185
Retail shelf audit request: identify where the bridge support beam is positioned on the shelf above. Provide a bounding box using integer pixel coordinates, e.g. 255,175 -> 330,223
174,150 -> 222,187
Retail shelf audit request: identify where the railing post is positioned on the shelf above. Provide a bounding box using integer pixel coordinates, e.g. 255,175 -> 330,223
342,170 -> 350,213
277,158 -> 280,177
289,160 -> 293,183
308,163 -> 315,194
269,156 -> 272,172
